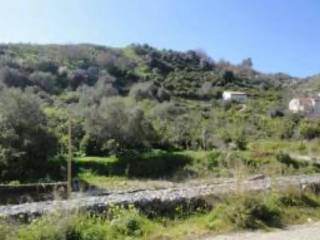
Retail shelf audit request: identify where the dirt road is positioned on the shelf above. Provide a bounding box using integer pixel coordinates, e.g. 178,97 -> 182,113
202,221 -> 320,240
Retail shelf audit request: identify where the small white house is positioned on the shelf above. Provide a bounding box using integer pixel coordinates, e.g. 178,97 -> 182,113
223,91 -> 247,103
289,97 -> 320,114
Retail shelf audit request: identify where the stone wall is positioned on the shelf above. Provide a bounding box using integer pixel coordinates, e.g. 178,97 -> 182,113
1,174 -> 320,221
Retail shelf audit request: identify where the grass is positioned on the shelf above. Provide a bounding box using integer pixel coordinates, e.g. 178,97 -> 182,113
73,147 -> 320,191
3,189 -> 320,240
75,156 -> 116,162
248,139 -> 320,156
3,140 -> 318,187
75,149 -> 227,189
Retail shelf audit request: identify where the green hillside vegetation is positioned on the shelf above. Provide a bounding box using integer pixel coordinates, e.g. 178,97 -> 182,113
0,43 -> 318,183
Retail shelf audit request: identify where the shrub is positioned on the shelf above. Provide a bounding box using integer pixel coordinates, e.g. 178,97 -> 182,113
0,220 -> 16,240
276,152 -> 301,169
299,120 -> 320,140
208,194 -> 282,230
108,205 -> 147,237
207,151 -> 221,169
268,107 -> 284,118
17,214 -> 75,240
129,82 -> 157,101
233,133 -> 247,150
116,150 -> 192,178
15,206 -> 155,240
279,189 -> 320,208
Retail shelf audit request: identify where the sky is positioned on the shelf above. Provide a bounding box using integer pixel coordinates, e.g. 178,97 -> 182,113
0,0 -> 319,77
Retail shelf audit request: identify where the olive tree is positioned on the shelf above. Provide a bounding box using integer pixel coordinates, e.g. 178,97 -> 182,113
0,89 -> 57,181
81,97 -> 157,155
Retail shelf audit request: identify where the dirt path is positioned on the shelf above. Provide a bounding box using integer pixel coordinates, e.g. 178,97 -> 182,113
290,153 -> 320,165
202,221 -> 320,240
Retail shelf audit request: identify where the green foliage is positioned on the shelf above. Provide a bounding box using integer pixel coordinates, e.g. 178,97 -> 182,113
75,150 -> 192,179
83,97 -> 158,155
3,191 -> 320,239
0,220 -> 16,240
207,190 -> 320,231
12,205 -> 156,240
279,190 -> 320,208
206,151 -> 221,169
208,194 -> 282,230
299,120 -> 320,140
116,150 -> 193,178
0,43 -> 316,183
0,89 -> 58,181
129,82 -> 170,102
276,152 -> 302,169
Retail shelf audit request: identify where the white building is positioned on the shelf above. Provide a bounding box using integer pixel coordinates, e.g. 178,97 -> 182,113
223,91 -> 247,103
289,97 -> 320,114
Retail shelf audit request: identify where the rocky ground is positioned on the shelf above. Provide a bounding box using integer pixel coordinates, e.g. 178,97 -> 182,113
1,174 -> 320,220
202,221 -> 320,240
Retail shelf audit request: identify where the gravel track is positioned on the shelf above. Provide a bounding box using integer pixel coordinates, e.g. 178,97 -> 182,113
202,221 -> 320,240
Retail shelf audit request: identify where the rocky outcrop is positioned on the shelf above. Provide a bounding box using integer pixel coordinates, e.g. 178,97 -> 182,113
1,174 -> 320,221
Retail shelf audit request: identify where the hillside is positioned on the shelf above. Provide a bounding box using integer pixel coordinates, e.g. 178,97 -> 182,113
0,43 -> 300,95
293,74 -> 320,93
0,43 -> 318,183
3,43 -> 320,240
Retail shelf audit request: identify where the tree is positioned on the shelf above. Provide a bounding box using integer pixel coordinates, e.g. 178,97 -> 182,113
194,49 -> 214,70
78,73 -> 118,110
0,67 -> 31,88
129,82 -> 157,101
222,70 -> 235,84
69,69 -> 89,90
82,97 -> 157,155
240,58 -> 253,69
0,89 -> 57,181
29,71 -> 57,93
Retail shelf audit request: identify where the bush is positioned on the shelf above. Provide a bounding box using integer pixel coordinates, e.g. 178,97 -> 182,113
276,152 -> 301,169
0,220 -> 16,240
299,120 -> 320,140
208,194 -> 282,230
207,151 -> 221,169
17,214 -> 75,240
268,107 -> 284,118
108,205 -> 147,237
15,205 -> 155,240
233,133 -> 247,150
129,82 -> 157,101
116,150 -> 192,178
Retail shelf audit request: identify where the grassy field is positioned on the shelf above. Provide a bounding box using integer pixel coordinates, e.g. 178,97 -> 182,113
3,139 -> 319,187
248,139 -> 320,156
74,142 -> 320,190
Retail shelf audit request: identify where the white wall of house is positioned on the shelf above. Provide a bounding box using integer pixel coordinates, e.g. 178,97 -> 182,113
313,100 -> 320,113
289,98 -> 320,114
223,91 -> 247,102
289,98 -> 304,113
